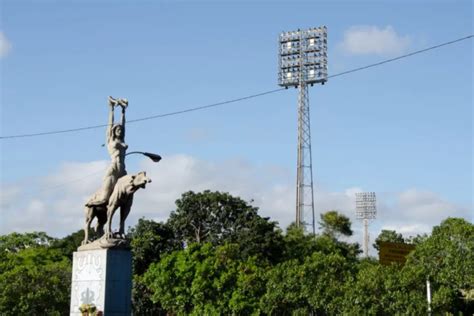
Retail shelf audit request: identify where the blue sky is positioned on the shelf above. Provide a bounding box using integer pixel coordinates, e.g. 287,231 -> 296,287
0,1 -> 472,244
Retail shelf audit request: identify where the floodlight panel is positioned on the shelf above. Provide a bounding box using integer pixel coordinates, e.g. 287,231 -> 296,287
355,192 -> 377,219
278,26 -> 328,87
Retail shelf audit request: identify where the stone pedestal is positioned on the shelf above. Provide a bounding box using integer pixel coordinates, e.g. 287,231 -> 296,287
70,248 -> 132,316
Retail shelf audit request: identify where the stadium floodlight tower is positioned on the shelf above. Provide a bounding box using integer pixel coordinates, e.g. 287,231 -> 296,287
278,26 -> 328,234
355,192 -> 377,257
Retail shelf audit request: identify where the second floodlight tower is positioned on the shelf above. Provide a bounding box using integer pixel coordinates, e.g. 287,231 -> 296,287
355,192 -> 377,257
278,26 -> 328,234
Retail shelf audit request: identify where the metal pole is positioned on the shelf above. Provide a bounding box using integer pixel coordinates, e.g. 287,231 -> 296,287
356,192 -> 377,257
363,218 -> 369,257
296,85 -> 303,228
295,30 -> 304,229
426,278 -> 432,316
295,30 -> 315,233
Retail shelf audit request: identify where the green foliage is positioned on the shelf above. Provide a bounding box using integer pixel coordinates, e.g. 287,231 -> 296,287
405,233 -> 428,245
282,224 -> 319,261
0,245 -> 71,315
261,259 -> 309,314
283,224 -> 360,263
405,217 -> 474,314
139,202 -> 472,314
1,193 -> 471,315
128,218 -> 181,315
129,218 -> 181,275
0,231 -> 55,253
318,210 -> 353,238
373,229 -> 405,251
50,229 -> 85,260
168,190 -> 254,244
261,251 -> 353,315
168,190 -> 284,263
341,261 -> 425,314
143,243 -> 268,315
132,275 -> 167,316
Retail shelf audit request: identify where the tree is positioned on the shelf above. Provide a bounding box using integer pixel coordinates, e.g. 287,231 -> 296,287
405,233 -> 428,245
260,259 -> 309,314
281,223 -> 360,263
50,229 -> 85,260
318,210 -> 353,239
341,260 -> 425,314
228,256 -> 266,315
143,243 -> 203,315
373,229 -> 404,251
168,190 -> 256,244
405,217 -> 474,314
0,246 -> 71,315
230,213 -> 284,264
282,223 -> 319,262
167,190 -> 284,263
304,252 -> 354,314
143,243 -> 268,315
128,218 -> 181,316
0,231 -> 55,253
128,218 -> 181,275
261,251 -> 353,315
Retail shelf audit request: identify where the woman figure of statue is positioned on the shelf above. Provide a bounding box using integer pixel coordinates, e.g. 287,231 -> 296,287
86,96 -> 128,207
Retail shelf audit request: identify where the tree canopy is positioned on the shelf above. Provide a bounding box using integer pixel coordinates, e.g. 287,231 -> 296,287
1,191 -> 472,315
373,229 -> 405,251
318,210 -> 353,238
0,233 -> 71,315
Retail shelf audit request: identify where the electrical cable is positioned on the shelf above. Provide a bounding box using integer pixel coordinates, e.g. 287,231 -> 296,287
0,89 -> 285,139
327,34 -> 473,79
1,34 -> 472,140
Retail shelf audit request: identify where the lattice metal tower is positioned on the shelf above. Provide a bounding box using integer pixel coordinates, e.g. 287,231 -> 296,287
355,192 -> 377,257
278,27 -> 328,233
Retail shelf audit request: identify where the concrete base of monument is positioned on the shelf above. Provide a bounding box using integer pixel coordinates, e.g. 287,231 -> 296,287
70,248 -> 132,316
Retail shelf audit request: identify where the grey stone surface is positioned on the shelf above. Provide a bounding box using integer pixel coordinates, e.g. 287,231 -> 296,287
82,97 -> 152,246
82,171 -> 151,247
77,236 -> 130,251
70,248 -> 132,315
83,96 -> 128,245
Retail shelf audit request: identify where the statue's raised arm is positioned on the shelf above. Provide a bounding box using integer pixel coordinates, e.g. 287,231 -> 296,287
118,98 -> 128,139
107,96 -> 118,142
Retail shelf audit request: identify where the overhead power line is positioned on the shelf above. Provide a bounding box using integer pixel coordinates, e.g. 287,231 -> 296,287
0,88 -> 285,139
1,34 -> 472,140
328,34 -> 473,79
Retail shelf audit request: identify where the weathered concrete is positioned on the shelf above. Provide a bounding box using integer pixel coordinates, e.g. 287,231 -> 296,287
70,248 -> 132,316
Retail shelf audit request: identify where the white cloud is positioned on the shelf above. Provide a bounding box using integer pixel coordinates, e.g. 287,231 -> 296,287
0,31 -> 12,58
381,223 -> 431,236
339,25 -> 410,56
42,160 -> 108,196
375,188 -> 469,237
0,185 -> 21,209
0,155 -> 470,248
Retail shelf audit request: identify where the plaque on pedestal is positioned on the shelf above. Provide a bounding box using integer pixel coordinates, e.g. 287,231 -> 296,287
70,248 -> 132,316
